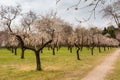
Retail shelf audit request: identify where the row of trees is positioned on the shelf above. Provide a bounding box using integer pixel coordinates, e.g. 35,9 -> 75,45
0,4 -> 119,71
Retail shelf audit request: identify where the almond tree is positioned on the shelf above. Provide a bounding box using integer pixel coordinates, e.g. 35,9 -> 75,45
55,22 -> 74,53
20,10 -> 37,59
74,26 -> 88,60
15,16 -> 54,70
0,5 -> 54,70
16,32 -> 53,71
87,27 -> 101,55
34,12 -> 73,55
0,5 -> 21,53
7,34 -> 19,55
0,5 -> 21,33
14,13 -> 56,70
94,34 -> 103,53
21,10 -> 37,32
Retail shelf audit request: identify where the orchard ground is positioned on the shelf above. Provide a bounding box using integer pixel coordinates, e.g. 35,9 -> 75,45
0,47 -> 116,80
105,52 -> 120,80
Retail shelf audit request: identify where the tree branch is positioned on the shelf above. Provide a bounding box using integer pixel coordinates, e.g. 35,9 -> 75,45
38,40 -> 52,52
16,35 -> 36,51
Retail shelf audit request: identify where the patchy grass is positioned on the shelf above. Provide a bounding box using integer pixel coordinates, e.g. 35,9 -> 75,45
105,54 -> 120,80
0,47 -> 115,80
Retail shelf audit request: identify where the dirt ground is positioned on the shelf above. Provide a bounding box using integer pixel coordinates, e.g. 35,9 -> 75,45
81,49 -> 120,80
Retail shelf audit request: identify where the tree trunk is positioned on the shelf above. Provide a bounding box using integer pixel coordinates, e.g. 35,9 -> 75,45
8,25 -> 13,33
21,48 -> 25,59
52,48 -> 55,55
91,47 -> 94,55
104,46 -> 106,51
70,46 -> 72,53
76,48 -> 80,60
68,46 -> 70,50
11,47 -> 14,53
14,48 -> 17,55
98,47 -> 101,53
35,51 -> 42,71
56,46 -> 59,51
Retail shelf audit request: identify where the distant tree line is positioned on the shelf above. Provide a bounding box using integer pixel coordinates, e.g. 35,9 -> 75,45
102,25 -> 117,38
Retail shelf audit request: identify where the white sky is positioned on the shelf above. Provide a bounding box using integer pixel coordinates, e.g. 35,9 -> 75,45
0,0 -> 114,29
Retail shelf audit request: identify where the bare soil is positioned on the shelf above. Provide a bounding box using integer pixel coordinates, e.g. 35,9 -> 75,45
81,49 -> 120,80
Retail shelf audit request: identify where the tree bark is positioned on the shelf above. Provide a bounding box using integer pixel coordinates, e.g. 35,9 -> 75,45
90,47 -> 94,55
70,46 -> 72,53
104,46 -> 106,51
21,48 -> 25,59
76,48 -> 80,60
14,48 -> 17,55
35,51 -> 42,71
11,47 -> 14,53
98,46 -> 101,53
68,46 -> 70,50
52,48 -> 55,55
8,23 -> 13,33
56,46 -> 59,51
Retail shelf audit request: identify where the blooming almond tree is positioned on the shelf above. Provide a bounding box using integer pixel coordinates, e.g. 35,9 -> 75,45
7,34 -> 19,55
0,5 -> 21,33
74,26 -> 89,60
87,27 -> 101,55
16,33 -> 53,71
20,10 -> 37,59
15,13 -> 55,70
0,5 -> 54,70
34,12 -> 73,55
0,5 -> 21,54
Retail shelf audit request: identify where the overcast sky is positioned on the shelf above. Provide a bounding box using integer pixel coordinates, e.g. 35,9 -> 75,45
0,0 -> 114,29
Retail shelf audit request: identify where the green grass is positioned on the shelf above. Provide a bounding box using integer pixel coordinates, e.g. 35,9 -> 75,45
105,55 -> 120,80
0,47 -> 115,80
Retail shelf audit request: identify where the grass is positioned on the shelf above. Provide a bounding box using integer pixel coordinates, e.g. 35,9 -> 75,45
105,55 -> 120,80
0,47 -> 115,80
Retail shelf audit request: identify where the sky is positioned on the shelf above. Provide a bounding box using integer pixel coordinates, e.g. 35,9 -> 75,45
0,0 -> 114,29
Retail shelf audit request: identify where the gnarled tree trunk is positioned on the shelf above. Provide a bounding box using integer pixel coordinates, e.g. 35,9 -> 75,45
76,48 -> 80,60
35,51 -> 42,71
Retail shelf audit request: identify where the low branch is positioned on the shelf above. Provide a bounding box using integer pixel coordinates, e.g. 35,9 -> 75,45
38,40 -> 52,52
16,35 -> 52,52
16,35 -> 36,51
